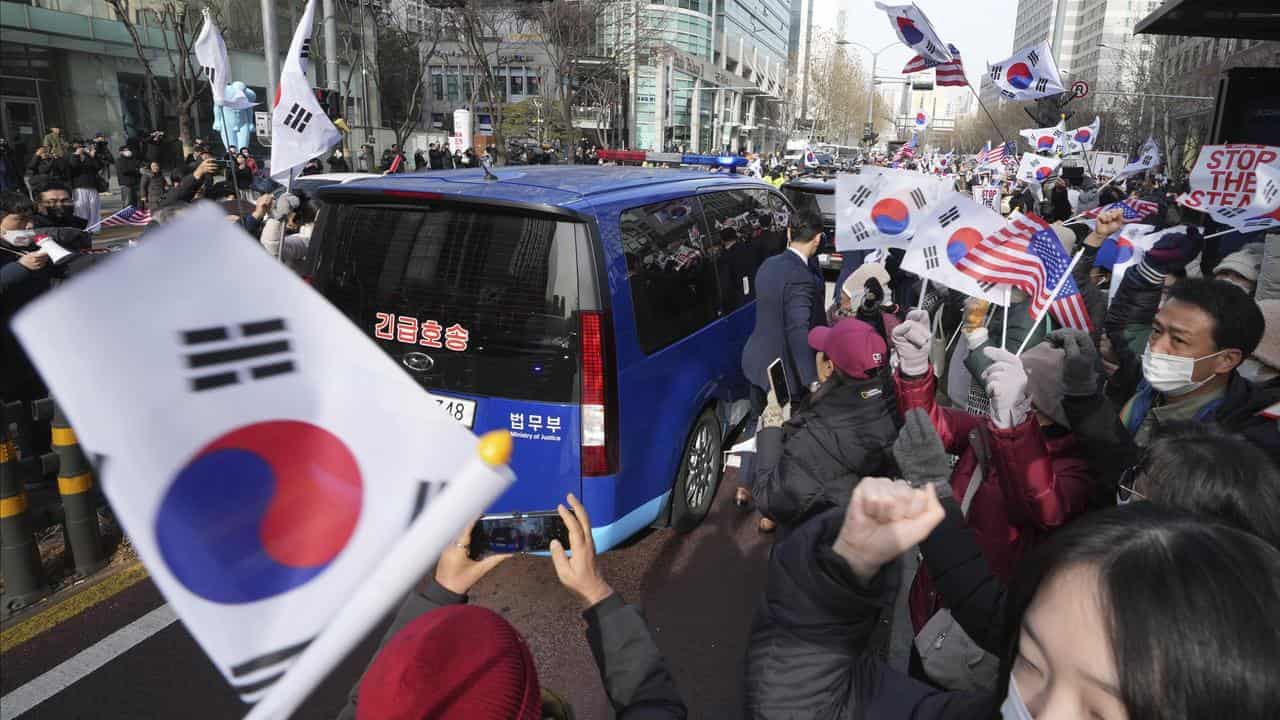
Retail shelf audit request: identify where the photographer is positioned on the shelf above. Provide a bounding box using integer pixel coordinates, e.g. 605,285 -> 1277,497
67,141 -> 103,226
337,494 -> 686,720
162,156 -> 220,207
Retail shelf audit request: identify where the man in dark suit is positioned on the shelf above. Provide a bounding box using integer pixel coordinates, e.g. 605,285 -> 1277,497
742,207 -> 827,405
736,207 -> 827,514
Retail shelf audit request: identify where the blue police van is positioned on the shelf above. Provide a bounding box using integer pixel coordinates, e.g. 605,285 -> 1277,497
311,161 -> 792,551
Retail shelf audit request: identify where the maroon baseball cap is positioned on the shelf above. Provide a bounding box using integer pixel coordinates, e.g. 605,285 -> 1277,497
808,318 -> 888,380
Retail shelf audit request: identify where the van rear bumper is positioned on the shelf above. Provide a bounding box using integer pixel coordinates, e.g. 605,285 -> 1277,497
588,490 -> 670,553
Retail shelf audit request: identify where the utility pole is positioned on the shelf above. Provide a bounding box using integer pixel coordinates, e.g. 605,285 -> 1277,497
323,0 -> 339,91
628,0 -> 639,150
260,0 -> 280,105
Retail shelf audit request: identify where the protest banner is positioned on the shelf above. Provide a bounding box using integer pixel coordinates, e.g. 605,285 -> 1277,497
973,185 -> 1001,211
1176,144 -> 1280,230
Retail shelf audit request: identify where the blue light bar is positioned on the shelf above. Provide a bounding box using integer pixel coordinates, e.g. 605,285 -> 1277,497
680,153 -> 748,167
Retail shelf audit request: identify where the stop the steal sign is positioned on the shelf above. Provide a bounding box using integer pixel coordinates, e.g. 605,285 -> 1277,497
1178,144 -> 1279,210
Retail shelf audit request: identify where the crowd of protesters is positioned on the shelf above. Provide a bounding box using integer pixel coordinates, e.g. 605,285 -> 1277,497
5,120 -> 1280,719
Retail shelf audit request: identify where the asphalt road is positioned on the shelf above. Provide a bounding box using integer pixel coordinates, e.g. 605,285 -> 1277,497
1,469 -> 773,719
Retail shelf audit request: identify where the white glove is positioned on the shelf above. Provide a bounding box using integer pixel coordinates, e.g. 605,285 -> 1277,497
890,309 -> 932,377
981,347 -> 1032,429
271,192 -> 300,221
964,326 -> 990,351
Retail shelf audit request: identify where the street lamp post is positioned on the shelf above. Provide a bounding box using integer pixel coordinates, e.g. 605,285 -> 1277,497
835,40 -> 901,145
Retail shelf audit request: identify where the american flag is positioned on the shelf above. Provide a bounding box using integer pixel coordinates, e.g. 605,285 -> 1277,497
895,135 -> 918,162
1081,198 -> 1159,223
954,213 -> 1093,331
100,206 -> 154,228
986,141 -> 1014,164
975,141 -> 991,164
902,44 -> 967,87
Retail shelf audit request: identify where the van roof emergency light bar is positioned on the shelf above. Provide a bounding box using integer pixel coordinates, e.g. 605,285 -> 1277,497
596,150 -> 749,172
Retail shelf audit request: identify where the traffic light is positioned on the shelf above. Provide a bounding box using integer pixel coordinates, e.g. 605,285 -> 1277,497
313,89 -> 342,120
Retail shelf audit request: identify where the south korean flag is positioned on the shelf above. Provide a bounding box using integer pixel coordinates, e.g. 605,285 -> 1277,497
270,0 -> 340,184
12,205 -> 511,712
988,40 -> 1065,101
1016,152 -> 1063,184
874,2 -> 953,65
902,192 -> 1010,304
835,167 -> 950,250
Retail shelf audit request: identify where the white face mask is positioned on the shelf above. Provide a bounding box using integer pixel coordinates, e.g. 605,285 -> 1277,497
1000,676 -> 1034,720
2,228 -> 36,247
120,149 -> 132,157
1238,357 -> 1279,385
1142,344 -> 1226,397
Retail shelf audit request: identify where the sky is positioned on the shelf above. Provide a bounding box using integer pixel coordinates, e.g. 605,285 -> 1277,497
811,0 -> 1021,91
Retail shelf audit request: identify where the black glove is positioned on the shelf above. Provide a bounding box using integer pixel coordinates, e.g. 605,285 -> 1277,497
1046,328 -> 1100,397
893,409 -> 952,498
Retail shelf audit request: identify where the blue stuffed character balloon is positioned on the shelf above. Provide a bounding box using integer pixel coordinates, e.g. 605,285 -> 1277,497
212,81 -> 258,150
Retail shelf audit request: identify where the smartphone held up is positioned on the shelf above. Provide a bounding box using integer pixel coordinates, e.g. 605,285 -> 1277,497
468,511 -> 571,560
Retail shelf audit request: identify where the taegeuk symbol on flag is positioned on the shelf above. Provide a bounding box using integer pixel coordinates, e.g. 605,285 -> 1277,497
875,2 -> 953,65
988,40 -> 1065,101
901,192 -> 1009,304
1015,152 -> 1062,184
835,167 -> 949,251
12,203 -> 513,714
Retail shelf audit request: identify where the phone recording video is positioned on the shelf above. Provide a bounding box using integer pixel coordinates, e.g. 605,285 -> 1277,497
468,512 -> 570,560
767,357 -> 791,406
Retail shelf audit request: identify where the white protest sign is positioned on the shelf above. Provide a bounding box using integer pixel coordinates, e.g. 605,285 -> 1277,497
448,134 -> 466,153
972,185 -> 1001,211
1176,144 -> 1280,228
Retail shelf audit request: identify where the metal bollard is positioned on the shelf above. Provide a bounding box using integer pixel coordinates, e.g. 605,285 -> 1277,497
0,428 -> 48,616
50,403 -> 106,577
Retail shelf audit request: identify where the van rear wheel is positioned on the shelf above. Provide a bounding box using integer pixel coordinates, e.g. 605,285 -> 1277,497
671,409 -> 722,533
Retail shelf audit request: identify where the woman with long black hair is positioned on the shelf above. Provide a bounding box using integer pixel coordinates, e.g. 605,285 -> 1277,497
745,483 -> 1280,719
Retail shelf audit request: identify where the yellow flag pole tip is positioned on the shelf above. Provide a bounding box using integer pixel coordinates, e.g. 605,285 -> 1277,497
477,430 -> 513,467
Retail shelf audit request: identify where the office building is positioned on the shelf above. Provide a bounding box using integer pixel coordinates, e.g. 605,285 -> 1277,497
0,0 -> 379,159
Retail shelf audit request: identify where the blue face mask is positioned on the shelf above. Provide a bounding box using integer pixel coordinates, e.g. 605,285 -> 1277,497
1000,676 -> 1034,720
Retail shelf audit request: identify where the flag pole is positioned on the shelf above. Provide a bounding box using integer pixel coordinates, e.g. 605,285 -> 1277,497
918,274 -> 930,309
1016,248 -> 1086,356
1202,227 -> 1240,240
966,81 -> 1011,147
241,432 -> 516,720
1001,285 -> 1011,351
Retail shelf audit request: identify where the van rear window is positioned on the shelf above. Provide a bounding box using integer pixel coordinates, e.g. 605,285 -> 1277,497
316,204 -> 587,403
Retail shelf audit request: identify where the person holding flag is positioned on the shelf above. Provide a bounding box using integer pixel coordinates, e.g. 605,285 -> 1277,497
271,0 -> 341,186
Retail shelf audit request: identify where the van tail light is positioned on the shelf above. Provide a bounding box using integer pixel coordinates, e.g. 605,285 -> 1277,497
580,311 -> 616,476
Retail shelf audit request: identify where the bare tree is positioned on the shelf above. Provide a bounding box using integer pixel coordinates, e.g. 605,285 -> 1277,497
448,2 -> 527,163
104,0 -> 207,155
806,31 -> 883,145
525,0 -> 650,157
365,3 -> 445,150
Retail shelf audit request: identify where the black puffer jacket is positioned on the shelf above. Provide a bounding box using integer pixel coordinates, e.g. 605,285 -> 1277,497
744,508 -> 991,719
753,372 -> 900,527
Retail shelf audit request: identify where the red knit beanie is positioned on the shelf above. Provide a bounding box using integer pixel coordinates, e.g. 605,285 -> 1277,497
356,605 -> 541,720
